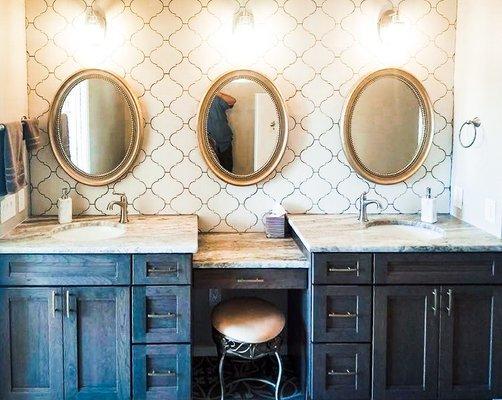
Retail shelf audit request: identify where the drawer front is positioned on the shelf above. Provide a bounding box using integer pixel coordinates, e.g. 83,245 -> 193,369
375,253 -> 502,284
313,253 -> 372,284
133,286 -> 190,343
133,344 -> 191,400
312,343 -> 371,400
133,254 -> 191,285
193,268 -> 308,289
313,286 -> 372,343
0,254 -> 130,286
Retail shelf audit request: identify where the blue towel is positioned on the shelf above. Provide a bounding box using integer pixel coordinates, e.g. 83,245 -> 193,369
0,125 -> 6,196
2,122 -> 26,195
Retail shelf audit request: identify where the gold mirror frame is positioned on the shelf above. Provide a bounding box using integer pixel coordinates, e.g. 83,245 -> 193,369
342,68 -> 434,185
197,70 -> 288,186
48,69 -> 143,186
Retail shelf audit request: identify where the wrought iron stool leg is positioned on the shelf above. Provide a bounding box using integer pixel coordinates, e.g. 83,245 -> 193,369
218,351 -> 226,400
274,351 -> 283,400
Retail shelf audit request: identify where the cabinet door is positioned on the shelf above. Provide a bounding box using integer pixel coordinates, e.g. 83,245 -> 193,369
373,286 -> 439,400
63,287 -> 130,399
0,288 -> 64,400
439,286 -> 502,399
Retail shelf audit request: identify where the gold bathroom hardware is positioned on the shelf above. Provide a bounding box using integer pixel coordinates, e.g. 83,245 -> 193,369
459,117 -> 481,148
432,289 -> 438,316
147,370 -> 176,377
328,369 -> 358,377
52,290 -> 61,318
328,312 -> 358,318
65,290 -> 75,319
147,312 -> 177,319
107,192 -> 129,224
236,278 -> 265,283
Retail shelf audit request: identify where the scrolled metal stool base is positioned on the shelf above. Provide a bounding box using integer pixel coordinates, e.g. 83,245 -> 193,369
213,329 -> 283,400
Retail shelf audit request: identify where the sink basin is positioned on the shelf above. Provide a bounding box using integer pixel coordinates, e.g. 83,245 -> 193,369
51,222 -> 126,242
365,220 -> 444,240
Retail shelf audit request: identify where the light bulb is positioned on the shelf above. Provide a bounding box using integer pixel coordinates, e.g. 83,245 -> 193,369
378,9 -> 409,48
85,7 -> 106,45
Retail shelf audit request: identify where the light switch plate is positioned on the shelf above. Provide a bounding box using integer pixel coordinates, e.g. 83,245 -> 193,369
485,198 -> 497,224
17,186 -> 27,212
452,186 -> 463,209
0,194 -> 16,223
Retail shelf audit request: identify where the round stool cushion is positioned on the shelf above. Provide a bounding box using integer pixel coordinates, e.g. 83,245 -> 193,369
211,297 -> 286,344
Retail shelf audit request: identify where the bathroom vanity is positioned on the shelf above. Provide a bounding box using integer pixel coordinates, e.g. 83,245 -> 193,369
1,214 -> 501,400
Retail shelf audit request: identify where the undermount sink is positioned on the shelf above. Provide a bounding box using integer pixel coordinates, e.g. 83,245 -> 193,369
365,220 -> 444,240
51,221 -> 126,242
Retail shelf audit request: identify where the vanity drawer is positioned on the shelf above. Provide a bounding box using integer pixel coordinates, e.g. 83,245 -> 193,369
313,253 -> 372,285
374,253 -> 502,284
133,286 -> 191,343
133,344 -> 191,400
0,254 -> 130,286
312,343 -> 371,400
312,286 -> 372,343
193,268 -> 308,289
133,254 -> 191,285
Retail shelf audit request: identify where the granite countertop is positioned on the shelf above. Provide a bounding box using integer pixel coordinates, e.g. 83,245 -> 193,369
0,215 -> 199,254
193,233 -> 309,269
288,214 -> 502,253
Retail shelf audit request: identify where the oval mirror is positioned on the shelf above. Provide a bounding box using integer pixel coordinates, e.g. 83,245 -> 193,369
49,69 -> 143,186
197,70 -> 288,186
342,68 -> 433,185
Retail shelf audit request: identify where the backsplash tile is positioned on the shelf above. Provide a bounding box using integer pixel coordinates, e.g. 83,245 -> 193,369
26,0 -> 456,232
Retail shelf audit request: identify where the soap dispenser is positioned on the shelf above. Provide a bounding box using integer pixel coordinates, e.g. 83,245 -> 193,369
58,188 -> 72,224
421,187 -> 437,224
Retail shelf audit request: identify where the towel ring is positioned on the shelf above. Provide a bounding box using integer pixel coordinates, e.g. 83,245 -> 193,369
459,117 -> 481,148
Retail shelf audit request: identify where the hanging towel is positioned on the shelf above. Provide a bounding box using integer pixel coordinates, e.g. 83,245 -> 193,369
0,125 -> 6,196
3,122 -> 26,194
22,118 -> 42,151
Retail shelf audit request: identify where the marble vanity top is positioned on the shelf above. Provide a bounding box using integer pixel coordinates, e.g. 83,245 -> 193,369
193,233 -> 309,269
0,215 -> 199,254
288,214 -> 502,253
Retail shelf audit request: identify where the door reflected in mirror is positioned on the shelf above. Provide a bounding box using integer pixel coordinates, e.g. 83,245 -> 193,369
342,69 -> 433,185
60,78 -> 133,175
206,79 -> 280,175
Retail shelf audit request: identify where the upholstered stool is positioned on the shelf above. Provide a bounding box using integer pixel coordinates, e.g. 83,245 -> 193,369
211,297 -> 286,400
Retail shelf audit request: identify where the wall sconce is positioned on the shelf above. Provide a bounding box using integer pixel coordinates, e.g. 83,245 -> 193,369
378,6 -> 408,47
233,4 -> 254,36
84,6 -> 106,45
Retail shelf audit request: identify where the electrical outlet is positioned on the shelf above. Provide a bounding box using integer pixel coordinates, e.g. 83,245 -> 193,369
17,187 -> 27,212
453,186 -> 463,209
0,194 -> 16,223
485,198 -> 497,224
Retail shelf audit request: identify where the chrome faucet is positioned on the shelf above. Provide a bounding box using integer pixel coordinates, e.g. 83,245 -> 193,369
357,192 -> 383,223
107,192 -> 129,224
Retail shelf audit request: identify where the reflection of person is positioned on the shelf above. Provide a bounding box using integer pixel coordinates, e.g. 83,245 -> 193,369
207,92 -> 236,172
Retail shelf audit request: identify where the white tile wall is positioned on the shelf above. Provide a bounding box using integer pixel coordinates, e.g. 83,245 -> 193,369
26,0 -> 456,232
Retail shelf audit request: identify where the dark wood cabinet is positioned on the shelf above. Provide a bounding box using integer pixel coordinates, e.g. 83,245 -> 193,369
373,286 -> 440,400
439,286 -> 502,399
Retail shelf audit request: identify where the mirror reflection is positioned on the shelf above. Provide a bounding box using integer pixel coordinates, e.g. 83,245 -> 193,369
59,78 -> 133,175
350,76 -> 423,175
206,78 -> 279,175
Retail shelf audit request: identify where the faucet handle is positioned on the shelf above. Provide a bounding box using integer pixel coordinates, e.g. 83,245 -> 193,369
112,191 -> 127,201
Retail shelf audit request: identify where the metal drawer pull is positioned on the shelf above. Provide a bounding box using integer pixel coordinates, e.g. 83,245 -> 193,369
65,291 -> 75,319
51,291 -> 61,318
432,289 -> 438,316
236,278 -> 264,283
446,289 -> 453,316
148,370 -> 177,377
328,266 -> 359,273
147,312 -> 178,319
147,266 -> 177,274
328,312 -> 358,318
328,369 -> 358,377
